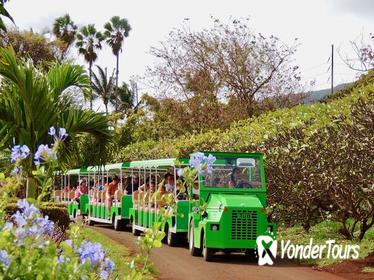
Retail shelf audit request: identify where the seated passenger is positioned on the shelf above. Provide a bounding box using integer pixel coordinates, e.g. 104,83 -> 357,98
176,180 -> 188,200
105,175 -> 119,219
124,176 -> 138,195
138,178 -> 150,193
74,179 -> 87,207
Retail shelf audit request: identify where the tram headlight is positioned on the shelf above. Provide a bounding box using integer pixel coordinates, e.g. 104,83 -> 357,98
211,224 -> 220,231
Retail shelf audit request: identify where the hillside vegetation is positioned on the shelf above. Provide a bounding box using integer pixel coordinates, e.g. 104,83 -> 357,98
116,76 -> 374,240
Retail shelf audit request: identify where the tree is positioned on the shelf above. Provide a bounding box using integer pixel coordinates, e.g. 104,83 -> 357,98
76,24 -> 104,109
147,17 -> 301,116
0,47 -> 111,197
91,65 -> 115,115
110,82 -> 141,115
104,16 -> 131,109
0,28 -> 61,69
0,0 -> 13,32
52,14 -> 77,60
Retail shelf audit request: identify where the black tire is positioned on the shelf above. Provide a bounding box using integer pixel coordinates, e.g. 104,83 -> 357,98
88,218 -> 95,226
113,216 -> 125,231
202,233 -> 214,262
189,221 -> 202,256
132,218 -> 141,236
245,249 -> 258,261
166,225 -> 178,247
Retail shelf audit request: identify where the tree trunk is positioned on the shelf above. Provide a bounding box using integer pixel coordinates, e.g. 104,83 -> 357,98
89,61 -> 93,110
105,102 -> 108,115
115,54 -> 120,112
26,176 -> 37,199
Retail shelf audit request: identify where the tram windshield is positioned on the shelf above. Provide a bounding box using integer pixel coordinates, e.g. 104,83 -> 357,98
203,158 -> 262,189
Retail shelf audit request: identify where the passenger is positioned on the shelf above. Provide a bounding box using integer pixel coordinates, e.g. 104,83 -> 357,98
176,180 -> 188,200
126,176 -> 139,194
138,178 -> 150,193
192,180 -> 199,199
124,176 -> 134,194
229,167 -> 250,188
74,179 -> 87,207
105,175 -> 119,219
97,179 -> 104,192
163,173 -> 174,193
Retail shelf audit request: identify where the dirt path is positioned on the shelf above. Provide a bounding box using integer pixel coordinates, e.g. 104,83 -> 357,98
89,225 -> 347,280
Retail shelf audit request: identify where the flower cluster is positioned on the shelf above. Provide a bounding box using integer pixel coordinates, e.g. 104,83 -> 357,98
189,152 -> 216,175
0,200 -> 115,279
10,126 -> 68,167
10,200 -> 54,243
10,145 -> 30,163
58,241 -> 115,279
34,144 -> 56,165
0,250 -> 11,269
48,127 -> 68,141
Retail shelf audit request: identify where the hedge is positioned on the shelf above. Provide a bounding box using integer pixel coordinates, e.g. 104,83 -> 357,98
115,82 -> 374,240
5,202 -> 70,231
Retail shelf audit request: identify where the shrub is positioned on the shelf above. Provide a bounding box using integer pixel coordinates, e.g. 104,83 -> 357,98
5,202 -> 70,231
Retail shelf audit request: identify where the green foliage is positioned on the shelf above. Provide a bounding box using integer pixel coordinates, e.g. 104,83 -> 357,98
0,28 -> 61,69
0,47 -> 111,174
116,82 -> 374,240
0,0 -> 13,32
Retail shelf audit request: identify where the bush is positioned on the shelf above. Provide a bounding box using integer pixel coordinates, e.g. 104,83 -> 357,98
5,202 -> 70,231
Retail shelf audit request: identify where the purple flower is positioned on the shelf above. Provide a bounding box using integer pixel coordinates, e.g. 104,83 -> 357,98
17,199 -> 40,218
100,270 -> 109,280
10,145 -> 30,162
4,222 -> 13,231
48,126 -> 56,137
77,241 -> 106,265
57,255 -> 64,264
34,144 -> 56,165
35,216 -> 54,235
58,128 -> 68,141
12,211 -> 27,227
189,152 -> 216,175
103,258 -> 115,272
11,166 -> 22,175
0,250 -> 11,268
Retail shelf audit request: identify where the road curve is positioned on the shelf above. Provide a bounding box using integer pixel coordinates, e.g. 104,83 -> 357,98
89,225 -> 346,280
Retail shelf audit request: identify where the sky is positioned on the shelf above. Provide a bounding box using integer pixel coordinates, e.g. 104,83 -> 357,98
4,0 -> 374,109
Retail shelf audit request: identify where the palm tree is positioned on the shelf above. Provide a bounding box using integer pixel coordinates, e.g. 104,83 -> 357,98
91,65 -> 115,115
76,24 -> 104,110
0,47 -> 111,197
52,14 -> 77,60
103,16 -> 131,109
110,82 -> 141,116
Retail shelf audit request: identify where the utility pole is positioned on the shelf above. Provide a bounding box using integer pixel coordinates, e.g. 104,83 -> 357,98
331,44 -> 334,94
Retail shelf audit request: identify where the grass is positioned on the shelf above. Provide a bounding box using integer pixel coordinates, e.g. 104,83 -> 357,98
278,220 -> 374,267
362,267 -> 374,273
81,227 -> 131,277
81,227 -> 157,279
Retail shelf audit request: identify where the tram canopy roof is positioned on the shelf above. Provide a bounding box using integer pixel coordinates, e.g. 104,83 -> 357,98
128,158 -> 188,168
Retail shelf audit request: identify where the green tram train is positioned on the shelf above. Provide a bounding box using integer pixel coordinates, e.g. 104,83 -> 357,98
55,152 -> 277,261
